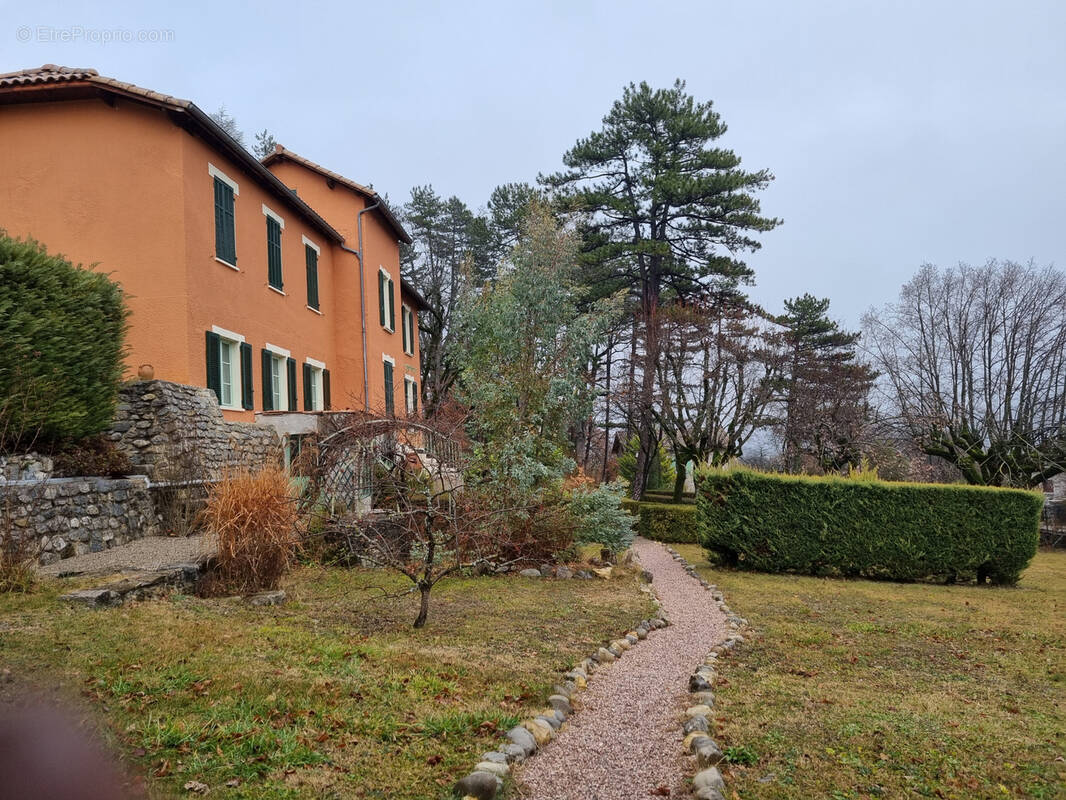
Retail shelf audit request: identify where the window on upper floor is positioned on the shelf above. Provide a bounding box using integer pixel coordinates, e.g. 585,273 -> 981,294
263,205 -> 284,291
304,238 -> 320,311
205,327 -> 252,410
401,304 -> 415,355
378,268 -> 395,331
210,165 -> 238,267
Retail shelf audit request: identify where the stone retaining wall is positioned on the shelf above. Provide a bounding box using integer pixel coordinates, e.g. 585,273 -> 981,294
110,380 -> 281,481
1,476 -> 156,565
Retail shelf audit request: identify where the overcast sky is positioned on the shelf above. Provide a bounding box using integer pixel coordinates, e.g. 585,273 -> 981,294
6,0 -> 1065,327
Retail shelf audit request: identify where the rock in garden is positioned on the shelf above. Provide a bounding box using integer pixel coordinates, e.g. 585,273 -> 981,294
695,739 -> 725,767
625,633 -> 639,645
248,590 -> 286,606
689,673 -> 713,692
691,691 -> 716,707
519,568 -> 542,578
506,725 -> 537,755
500,743 -> 527,762
693,767 -> 726,792
522,718 -> 554,745
694,789 -> 726,800
536,713 -> 561,730
481,751 -> 508,764
640,569 -> 654,583
596,647 -> 616,663
454,771 -> 500,800
552,683 -> 574,699
686,704 -> 713,718
475,761 -> 509,778
591,566 -> 613,579
683,714 -> 710,734
547,694 -> 572,714
607,644 -> 624,658
555,565 -> 573,579
60,589 -> 120,607
635,627 -> 648,639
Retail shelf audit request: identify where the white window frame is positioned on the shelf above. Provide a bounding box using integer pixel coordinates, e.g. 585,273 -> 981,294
261,204 -> 285,228
379,267 -> 395,332
211,325 -> 245,411
305,357 -> 326,411
401,304 -> 415,355
266,343 -> 290,411
209,164 -> 240,270
208,163 -> 240,195
302,236 -> 322,313
404,375 -> 417,415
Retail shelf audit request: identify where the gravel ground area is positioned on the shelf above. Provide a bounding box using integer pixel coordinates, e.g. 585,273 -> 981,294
514,537 -> 728,799
37,535 -> 213,577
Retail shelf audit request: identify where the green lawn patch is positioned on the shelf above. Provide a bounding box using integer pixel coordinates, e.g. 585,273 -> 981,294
675,543 -> 1066,799
0,566 -> 655,799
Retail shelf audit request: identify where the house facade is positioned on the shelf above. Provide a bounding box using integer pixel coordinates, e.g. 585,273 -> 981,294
0,64 -> 425,423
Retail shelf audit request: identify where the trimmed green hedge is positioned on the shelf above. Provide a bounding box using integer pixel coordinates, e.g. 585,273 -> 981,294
621,498 -> 698,543
0,234 -> 128,447
695,468 -> 1042,585
642,491 -> 696,505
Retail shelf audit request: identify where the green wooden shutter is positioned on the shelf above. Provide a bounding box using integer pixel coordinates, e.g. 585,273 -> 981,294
323,369 -> 331,410
240,342 -> 254,410
412,382 -> 418,415
286,357 -> 297,411
302,363 -> 313,411
261,349 -> 273,411
384,361 -> 395,416
388,278 -> 396,331
205,331 -> 222,402
401,307 -> 409,353
213,178 -> 236,264
305,246 -> 319,309
266,217 -> 283,289
378,271 -> 387,326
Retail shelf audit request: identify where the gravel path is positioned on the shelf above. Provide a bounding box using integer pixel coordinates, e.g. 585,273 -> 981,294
37,535 -> 213,577
514,537 -> 727,799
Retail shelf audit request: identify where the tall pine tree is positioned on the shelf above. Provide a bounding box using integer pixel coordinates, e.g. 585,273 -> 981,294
778,294 -> 875,473
544,80 -> 780,497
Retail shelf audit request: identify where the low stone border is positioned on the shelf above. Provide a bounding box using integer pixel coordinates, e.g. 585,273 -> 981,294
452,573 -> 670,800
664,545 -> 750,800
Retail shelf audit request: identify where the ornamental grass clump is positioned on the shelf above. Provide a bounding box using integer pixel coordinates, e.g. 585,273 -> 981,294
200,466 -> 299,594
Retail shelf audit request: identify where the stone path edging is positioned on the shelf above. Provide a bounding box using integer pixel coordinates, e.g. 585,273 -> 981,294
453,568 -> 670,800
664,545 -> 750,800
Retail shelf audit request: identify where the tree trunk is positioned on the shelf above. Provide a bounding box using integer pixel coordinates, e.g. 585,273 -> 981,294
631,301 -> 660,499
413,583 -> 432,628
673,454 -> 687,502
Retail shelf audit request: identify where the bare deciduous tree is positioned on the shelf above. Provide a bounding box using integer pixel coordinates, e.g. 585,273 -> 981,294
654,297 -> 787,499
303,411 -> 518,628
863,260 -> 1066,487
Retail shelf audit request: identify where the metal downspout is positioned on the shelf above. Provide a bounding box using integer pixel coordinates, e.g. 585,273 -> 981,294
341,200 -> 381,411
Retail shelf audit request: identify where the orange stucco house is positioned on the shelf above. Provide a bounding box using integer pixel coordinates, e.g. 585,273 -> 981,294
0,64 -> 425,426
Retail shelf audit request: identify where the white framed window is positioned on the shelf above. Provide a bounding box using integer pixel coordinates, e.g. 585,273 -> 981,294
401,304 -> 415,355
378,267 -> 395,332
209,325 -> 246,411
404,375 -> 418,415
265,343 -> 290,411
305,357 -> 325,411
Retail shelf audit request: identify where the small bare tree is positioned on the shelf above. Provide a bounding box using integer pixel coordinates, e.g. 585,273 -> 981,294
304,409 -> 519,628
864,260 -> 1066,487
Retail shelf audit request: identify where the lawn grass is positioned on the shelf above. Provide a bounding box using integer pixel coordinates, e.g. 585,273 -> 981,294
675,543 -> 1066,799
0,565 -> 655,799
